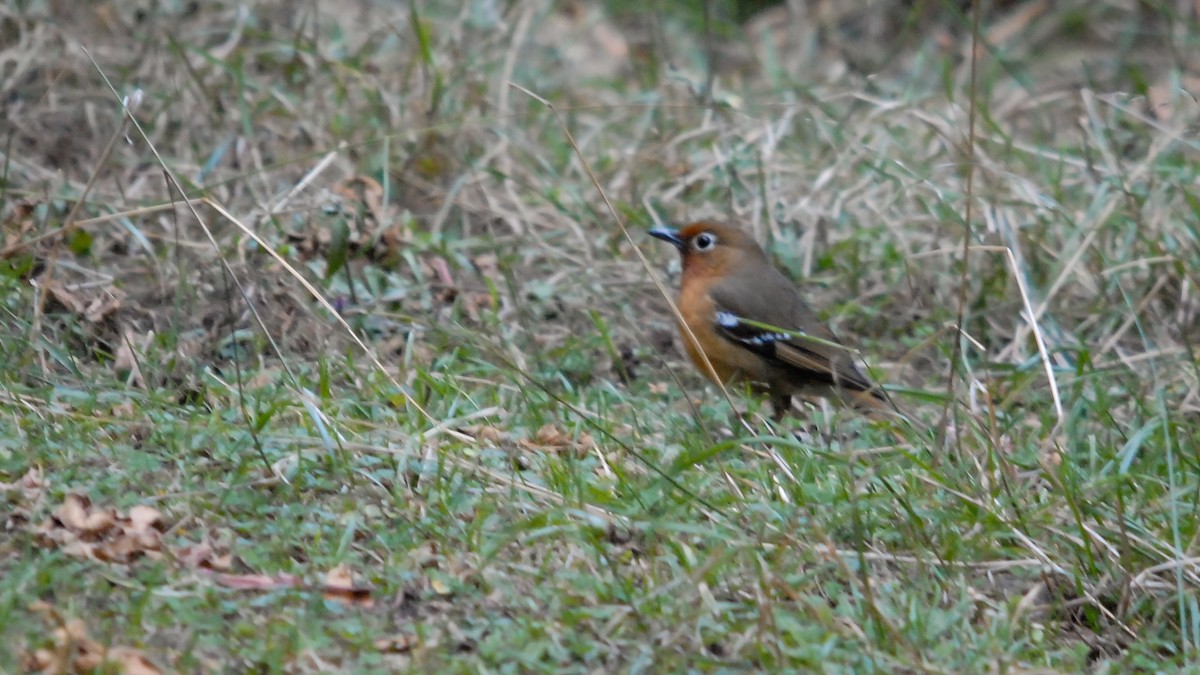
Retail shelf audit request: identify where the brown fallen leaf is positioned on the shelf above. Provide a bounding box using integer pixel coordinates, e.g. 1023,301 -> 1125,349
461,424 -> 502,443
26,601 -> 161,674
207,571 -> 302,591
76,646 -> 162,675
472,253 -> 500,283
324,564 -> 354,587
41,281 -> 125,324
288,174 -> 397,260
45,282 -> 84,314
37,494 -> 165,563
334,174 -> 386,230
0,466 -> 45,498
55,493 -> 116,535
534,423 -> 568,447
1,199 -> 38,250
429,256 -> 455,289
114,647 -> 162,675
577,433 -> 595,451
322,563 -> 374,606
202,566 -> 374,606
409,540 -> 440,568
94,529 -> 161,563
519,424 -> 591,457
82,288 -> 124,323
175,542 -> 234,571
127,505 -> 162,533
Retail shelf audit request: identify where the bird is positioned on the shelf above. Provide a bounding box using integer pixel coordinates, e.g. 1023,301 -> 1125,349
649,221 -> 896,421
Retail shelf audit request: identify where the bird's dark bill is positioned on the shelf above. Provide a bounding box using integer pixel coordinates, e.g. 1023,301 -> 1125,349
648,226 -> 685,250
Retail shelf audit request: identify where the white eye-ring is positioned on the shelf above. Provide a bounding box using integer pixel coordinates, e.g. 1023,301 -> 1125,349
692,232 -> 717,252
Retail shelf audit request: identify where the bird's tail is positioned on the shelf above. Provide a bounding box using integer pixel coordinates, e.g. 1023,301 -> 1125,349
846,386 -> 909,421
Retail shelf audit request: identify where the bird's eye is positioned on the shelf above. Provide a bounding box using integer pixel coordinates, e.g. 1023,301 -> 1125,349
692,233 -> 717,252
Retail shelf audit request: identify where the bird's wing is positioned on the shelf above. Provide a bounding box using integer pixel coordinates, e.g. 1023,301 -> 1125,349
709,275 -> 880,395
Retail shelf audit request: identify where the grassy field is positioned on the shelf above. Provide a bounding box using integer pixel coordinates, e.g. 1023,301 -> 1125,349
2,0 -> 1199,671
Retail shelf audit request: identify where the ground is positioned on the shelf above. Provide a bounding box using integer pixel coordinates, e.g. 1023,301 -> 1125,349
2,0 -> 1199,672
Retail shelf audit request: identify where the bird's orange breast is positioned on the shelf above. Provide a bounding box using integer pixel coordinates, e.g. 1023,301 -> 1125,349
675,281 -> 770,386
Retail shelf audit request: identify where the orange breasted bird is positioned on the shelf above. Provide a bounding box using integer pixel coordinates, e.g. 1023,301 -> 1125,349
649,221 -> 895,420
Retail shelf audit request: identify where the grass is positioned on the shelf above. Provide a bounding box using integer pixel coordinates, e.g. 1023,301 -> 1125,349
2,0 -> 1200,671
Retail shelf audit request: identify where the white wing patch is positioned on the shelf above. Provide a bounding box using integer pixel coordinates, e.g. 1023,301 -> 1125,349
715,310 -> 797,347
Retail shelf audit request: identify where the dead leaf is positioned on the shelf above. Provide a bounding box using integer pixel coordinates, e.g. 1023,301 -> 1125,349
519,424 -> 590,457
45,282 -> 84,314
472,253 -> 500,282
205,566 -> 374,603
461,425 -> 502,443
175,542 -> 233,571
208,571 -> 301,591
334,174 -> 386,229
288,174 -> 403,259
74,645 -> 161,674
429,256 -> 455,288
105,647 -> 161,675
534,424 -> 568,447
56,493 -> 116,534
41,281 -> 125,323
38,494 -> 165,563
2,199 -> 38,250
26,601 -> 161,674
0,466 -> 45,498
409,540 -> 440,568
321,564 -> 374,606
325,564 -> 354,587
97,532 -> 157,562
270,454 -> 299,483
126,505 -> 162,533
458,291 -> 496,322
82,289 -> 124,323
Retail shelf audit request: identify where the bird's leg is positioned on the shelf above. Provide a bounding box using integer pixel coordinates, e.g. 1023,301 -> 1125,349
771,393 -> 792,422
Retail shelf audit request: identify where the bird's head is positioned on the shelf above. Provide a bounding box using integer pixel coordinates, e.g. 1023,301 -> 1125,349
648,221 -> 768,279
